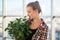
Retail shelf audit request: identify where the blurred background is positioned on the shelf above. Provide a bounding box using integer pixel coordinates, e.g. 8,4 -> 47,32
0,0 -> 60,40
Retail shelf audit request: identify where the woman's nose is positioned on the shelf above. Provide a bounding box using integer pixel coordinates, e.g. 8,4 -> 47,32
27,13 -> 31,17
27,13 -> 30,16
27,13 -> 29,16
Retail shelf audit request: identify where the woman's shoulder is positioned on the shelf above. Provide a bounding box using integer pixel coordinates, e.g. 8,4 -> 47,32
40,18 -> 47,26
39,18 -> 48,29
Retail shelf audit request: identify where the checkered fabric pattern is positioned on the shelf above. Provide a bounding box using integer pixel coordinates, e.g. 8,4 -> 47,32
32,18 -> 48,40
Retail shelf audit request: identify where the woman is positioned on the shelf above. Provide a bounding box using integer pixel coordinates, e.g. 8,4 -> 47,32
26,1 -> 48,40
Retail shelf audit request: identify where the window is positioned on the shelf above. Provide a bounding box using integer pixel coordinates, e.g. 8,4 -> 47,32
27,0 -> 36,3
56,31 -> 60,40
0,17 -> 2,27
55,18 -> 60,32
6,0 -> 23,16
0,0 -> 2,15
52,18 -> 60,40
52,0 -> 60,16
38,0 -> 51,16
0,17 -> 3,40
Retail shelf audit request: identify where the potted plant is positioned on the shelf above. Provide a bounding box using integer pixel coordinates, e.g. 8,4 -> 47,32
5,16 -> 32,40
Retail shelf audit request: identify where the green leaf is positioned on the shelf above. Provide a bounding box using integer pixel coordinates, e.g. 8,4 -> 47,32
5,16 -> 32,40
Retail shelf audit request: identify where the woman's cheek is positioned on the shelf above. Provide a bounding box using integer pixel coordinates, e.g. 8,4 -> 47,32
32,14 -> 35,17
31,13 -> 33,17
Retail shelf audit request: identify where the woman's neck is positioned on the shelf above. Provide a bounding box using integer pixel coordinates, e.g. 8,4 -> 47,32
29,16 -> 41,30
33,16 -> 40,23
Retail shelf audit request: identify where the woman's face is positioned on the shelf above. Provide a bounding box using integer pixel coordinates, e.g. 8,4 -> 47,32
26,6 -> 38,19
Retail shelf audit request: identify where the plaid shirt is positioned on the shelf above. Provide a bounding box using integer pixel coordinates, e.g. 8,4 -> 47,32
32,18 -> 48,40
